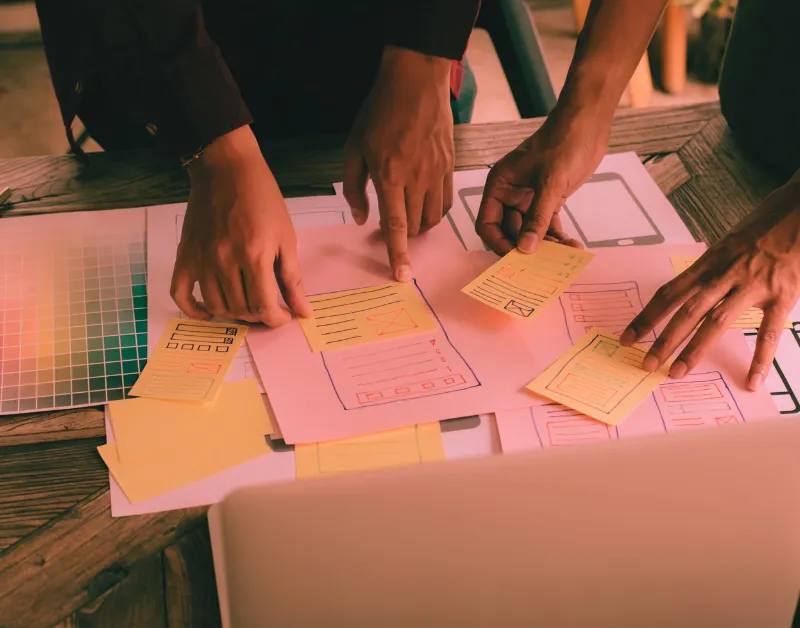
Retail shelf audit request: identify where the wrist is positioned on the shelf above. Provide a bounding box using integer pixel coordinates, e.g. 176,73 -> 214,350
378,46 -> 451,88
189,125 -> 263,179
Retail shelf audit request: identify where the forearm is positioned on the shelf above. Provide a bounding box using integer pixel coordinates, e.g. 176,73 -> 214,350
557,0 -> 668,123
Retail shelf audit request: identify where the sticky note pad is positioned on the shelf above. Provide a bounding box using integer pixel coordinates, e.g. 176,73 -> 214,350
299,282 -> 438,352
462,242 -> 594,319
526,327 -> 669,425
294,423 -> 445,479
98,436 -> 270,504
109,380 -> 273,464
129,318 -> 248,402
670,257 -> 790,330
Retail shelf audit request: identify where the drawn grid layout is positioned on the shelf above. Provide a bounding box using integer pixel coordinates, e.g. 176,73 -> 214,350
0,209 -> 147,414
319,281 -> 480,409
558,281 -> 656,343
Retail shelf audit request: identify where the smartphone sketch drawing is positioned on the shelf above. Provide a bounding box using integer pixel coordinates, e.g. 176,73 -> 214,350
563,172 -> 664,248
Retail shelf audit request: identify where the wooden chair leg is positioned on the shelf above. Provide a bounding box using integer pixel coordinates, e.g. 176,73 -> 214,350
627,52 -> 654,107
661,1 -> 687,94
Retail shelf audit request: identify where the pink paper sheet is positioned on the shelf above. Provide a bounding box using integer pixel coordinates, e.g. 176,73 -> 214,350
495,243 -> 782,453
249,224 -> 542,444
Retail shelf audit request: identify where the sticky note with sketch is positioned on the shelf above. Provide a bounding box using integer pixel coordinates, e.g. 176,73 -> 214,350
462,242 -> 594,320
298,282 -> 438,352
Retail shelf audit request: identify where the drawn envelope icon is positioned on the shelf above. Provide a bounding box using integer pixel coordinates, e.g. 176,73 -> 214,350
366,308 -> 418,336
503,300 -> 534,318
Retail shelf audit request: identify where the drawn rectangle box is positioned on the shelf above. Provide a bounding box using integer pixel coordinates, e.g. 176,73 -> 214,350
321,330 -> 479,410
532,403 -> 618,448
654,371 -> 744,431
559,281 -> 655,343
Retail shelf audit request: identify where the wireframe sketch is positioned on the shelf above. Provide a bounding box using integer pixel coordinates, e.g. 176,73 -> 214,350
318,282 -> 479,410
531,402 -> 619,448
562,172 -> 664,248
653,371 -> 745,431
558,281 -> 657,343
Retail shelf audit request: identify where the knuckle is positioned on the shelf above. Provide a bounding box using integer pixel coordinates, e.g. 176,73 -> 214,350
682,298 -> 705,321
654,281 -> 679,305
760,327 -> 780,345
707,306 -> 731,328
386,215 -> 407,233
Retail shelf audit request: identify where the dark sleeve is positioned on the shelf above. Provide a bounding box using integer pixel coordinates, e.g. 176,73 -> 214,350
36,0 -> 252,158
383,0 -> 481,60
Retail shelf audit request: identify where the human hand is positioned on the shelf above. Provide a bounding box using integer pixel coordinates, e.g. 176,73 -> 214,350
621,174 -> 800,391
343,46 -> 454,281
170,125 -> 312,326
475,105 -> 610,255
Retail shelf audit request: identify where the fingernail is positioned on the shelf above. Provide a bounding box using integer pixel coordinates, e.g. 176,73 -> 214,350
669,360 -> 688,379
517,232 -> 540,253
747,372 -> 763,392
619,328 -> 636,345
351,208 -> 366,225
396,264 -> 412,282
642,355 -> 660,373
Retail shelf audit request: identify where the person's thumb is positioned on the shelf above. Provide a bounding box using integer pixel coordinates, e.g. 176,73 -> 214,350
518,180 -> 565,253
342,143 -> 370,225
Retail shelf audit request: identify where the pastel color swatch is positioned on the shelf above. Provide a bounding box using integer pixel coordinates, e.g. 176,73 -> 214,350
0,208 -> 147,414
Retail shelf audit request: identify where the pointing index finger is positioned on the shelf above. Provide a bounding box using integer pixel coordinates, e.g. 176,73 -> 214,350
375,181 -> 412,282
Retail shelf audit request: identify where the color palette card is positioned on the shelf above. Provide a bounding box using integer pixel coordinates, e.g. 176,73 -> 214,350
0,208 -> 148,414
526,327 -> 670,425
462,242 -> 594,320
299,282 -> 437,352
294,423 -> 445,479
129,318 -> 248,402
670,256 -> 791,330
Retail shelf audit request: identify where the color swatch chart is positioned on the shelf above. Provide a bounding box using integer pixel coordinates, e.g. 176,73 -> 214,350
0,208 -> 147,414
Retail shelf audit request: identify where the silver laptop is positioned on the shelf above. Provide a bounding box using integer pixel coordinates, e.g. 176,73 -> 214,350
209,419 -> 800,627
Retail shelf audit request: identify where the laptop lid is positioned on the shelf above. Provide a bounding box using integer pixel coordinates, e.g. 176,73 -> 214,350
210,419 -> 800,628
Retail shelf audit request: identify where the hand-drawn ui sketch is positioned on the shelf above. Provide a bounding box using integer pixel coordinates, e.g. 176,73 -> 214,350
318,281 -> 480,410
563,172 -> 665,248
531,402 -> 620,448
653,371 -> 745,431
558,281 -> 657,344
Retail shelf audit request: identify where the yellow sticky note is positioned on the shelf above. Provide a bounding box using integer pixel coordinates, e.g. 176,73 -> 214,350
129,318 -> 248,402
109,380 -> 273,464
98,437 -> 270,504
294,423 -> 445,479
462,242 -> 594,319
299,282 -> 437,352
670,256 -> 791,330
526,327 -> 669,426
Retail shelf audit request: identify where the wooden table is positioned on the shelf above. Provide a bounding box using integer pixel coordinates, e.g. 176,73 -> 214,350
0,102 -> 788,627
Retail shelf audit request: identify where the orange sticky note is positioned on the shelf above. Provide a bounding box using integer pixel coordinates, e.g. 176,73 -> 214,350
109,379 -> 273,464
299,282 -> 437,352
294,423 -> 445,479
463,242 -> 594,320
526,327 -> 669,426
129,318 -> 248,402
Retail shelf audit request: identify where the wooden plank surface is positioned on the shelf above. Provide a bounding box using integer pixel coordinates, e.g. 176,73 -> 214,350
0,103 -> 720,217
0,102 -> 789,628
